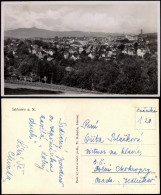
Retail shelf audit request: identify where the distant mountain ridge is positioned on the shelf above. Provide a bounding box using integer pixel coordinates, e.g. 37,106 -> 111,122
5,27 -> 124,38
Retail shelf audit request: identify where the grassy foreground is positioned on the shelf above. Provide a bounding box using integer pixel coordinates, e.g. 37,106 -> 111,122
4,80 -> 103,95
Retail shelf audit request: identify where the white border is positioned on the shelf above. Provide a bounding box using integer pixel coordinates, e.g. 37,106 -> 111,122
1,1 -> 160,97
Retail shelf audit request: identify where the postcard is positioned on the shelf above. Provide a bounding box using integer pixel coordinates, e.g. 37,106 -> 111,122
1,1 -> 160,97
2,98 -> 159,194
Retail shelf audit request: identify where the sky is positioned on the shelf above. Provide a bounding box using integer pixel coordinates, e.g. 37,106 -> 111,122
3,1 -> 159,33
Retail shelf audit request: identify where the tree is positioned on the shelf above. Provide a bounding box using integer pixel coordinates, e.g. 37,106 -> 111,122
118,44 -> 125,51
134,42 -> 138,52
18,62 -> 31,76
4,38 -> 12,46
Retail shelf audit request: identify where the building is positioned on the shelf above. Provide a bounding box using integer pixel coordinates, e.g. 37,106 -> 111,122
137,48 -> 145,58
141,29 -> 143,36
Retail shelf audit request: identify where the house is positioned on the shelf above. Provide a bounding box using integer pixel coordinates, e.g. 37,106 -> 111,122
28,46 -> 32,54
128,49 -> 134,56
32,49 -> 36,54
56,44 -> 60,49
112,51 -> 117,57
79,47 -> 84,54
31,44 -> 40,54
65,45 -> 70,49
48,50 -> 54,56
137,48 -> 145,58
107,51 -> 113,57
32,44 -> 39,50
86,46 -> 92,54
47,57 -> 54,61
125,35 -> 138,41
37,51 -> 43,59
70,54 -> 79,61
101,53 -> 106,58
88,52 -> 95,59
65,66 -> 74,72
69,49 -> 75,54
64,51 -> 69,59
122,49 -> 128,54
92,45 -> 97,52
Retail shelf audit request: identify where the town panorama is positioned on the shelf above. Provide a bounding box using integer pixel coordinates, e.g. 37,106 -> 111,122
4,29 -> 157,95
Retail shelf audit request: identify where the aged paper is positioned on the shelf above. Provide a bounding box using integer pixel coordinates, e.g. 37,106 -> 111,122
2,99 -> 160,194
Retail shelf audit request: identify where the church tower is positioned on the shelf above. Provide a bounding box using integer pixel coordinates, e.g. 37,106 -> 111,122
141,29 -> 143,36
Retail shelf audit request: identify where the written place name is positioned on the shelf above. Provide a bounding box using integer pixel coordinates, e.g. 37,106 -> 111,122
12,108 -> 26,111
12,107 -> 36,112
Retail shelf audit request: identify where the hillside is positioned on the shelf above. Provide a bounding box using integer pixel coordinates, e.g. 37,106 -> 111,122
4,27 -> 123,39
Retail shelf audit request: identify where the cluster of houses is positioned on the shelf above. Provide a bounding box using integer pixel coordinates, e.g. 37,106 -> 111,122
5,33 -> 154,64
4,32 -> 157,82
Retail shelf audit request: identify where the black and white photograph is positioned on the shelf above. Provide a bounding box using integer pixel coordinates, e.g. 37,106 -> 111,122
1,1 -> 160,96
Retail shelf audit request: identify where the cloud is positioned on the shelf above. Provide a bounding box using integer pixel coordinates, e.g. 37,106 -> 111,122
3,2 -> 158,33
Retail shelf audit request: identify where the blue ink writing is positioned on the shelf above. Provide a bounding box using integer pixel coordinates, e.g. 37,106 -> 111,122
86,148 -> 106,154
116,165 -> 151,177
137,107 -> 157,113
3,152 -> 15,182
109,149 -> 117,155
39,115 -> 48,141
121,146 -> 142,155
29,118 -> 37,139
16,139 -> 27,174
53,118 -> 67,150
94,166 -> 111,172
55,155 -> 64,187
48,124 -> 56,172
138,116 -> 151,124
107,133 -> 142,143
95,177 -> 114,183
16,139 -> 28,156
49,115 -> 54,122
35,151 -> 48,170
81,119 -> 99,129
93,159 -> 104,165
123,175 -> 155,184
84,133 -> 104,143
